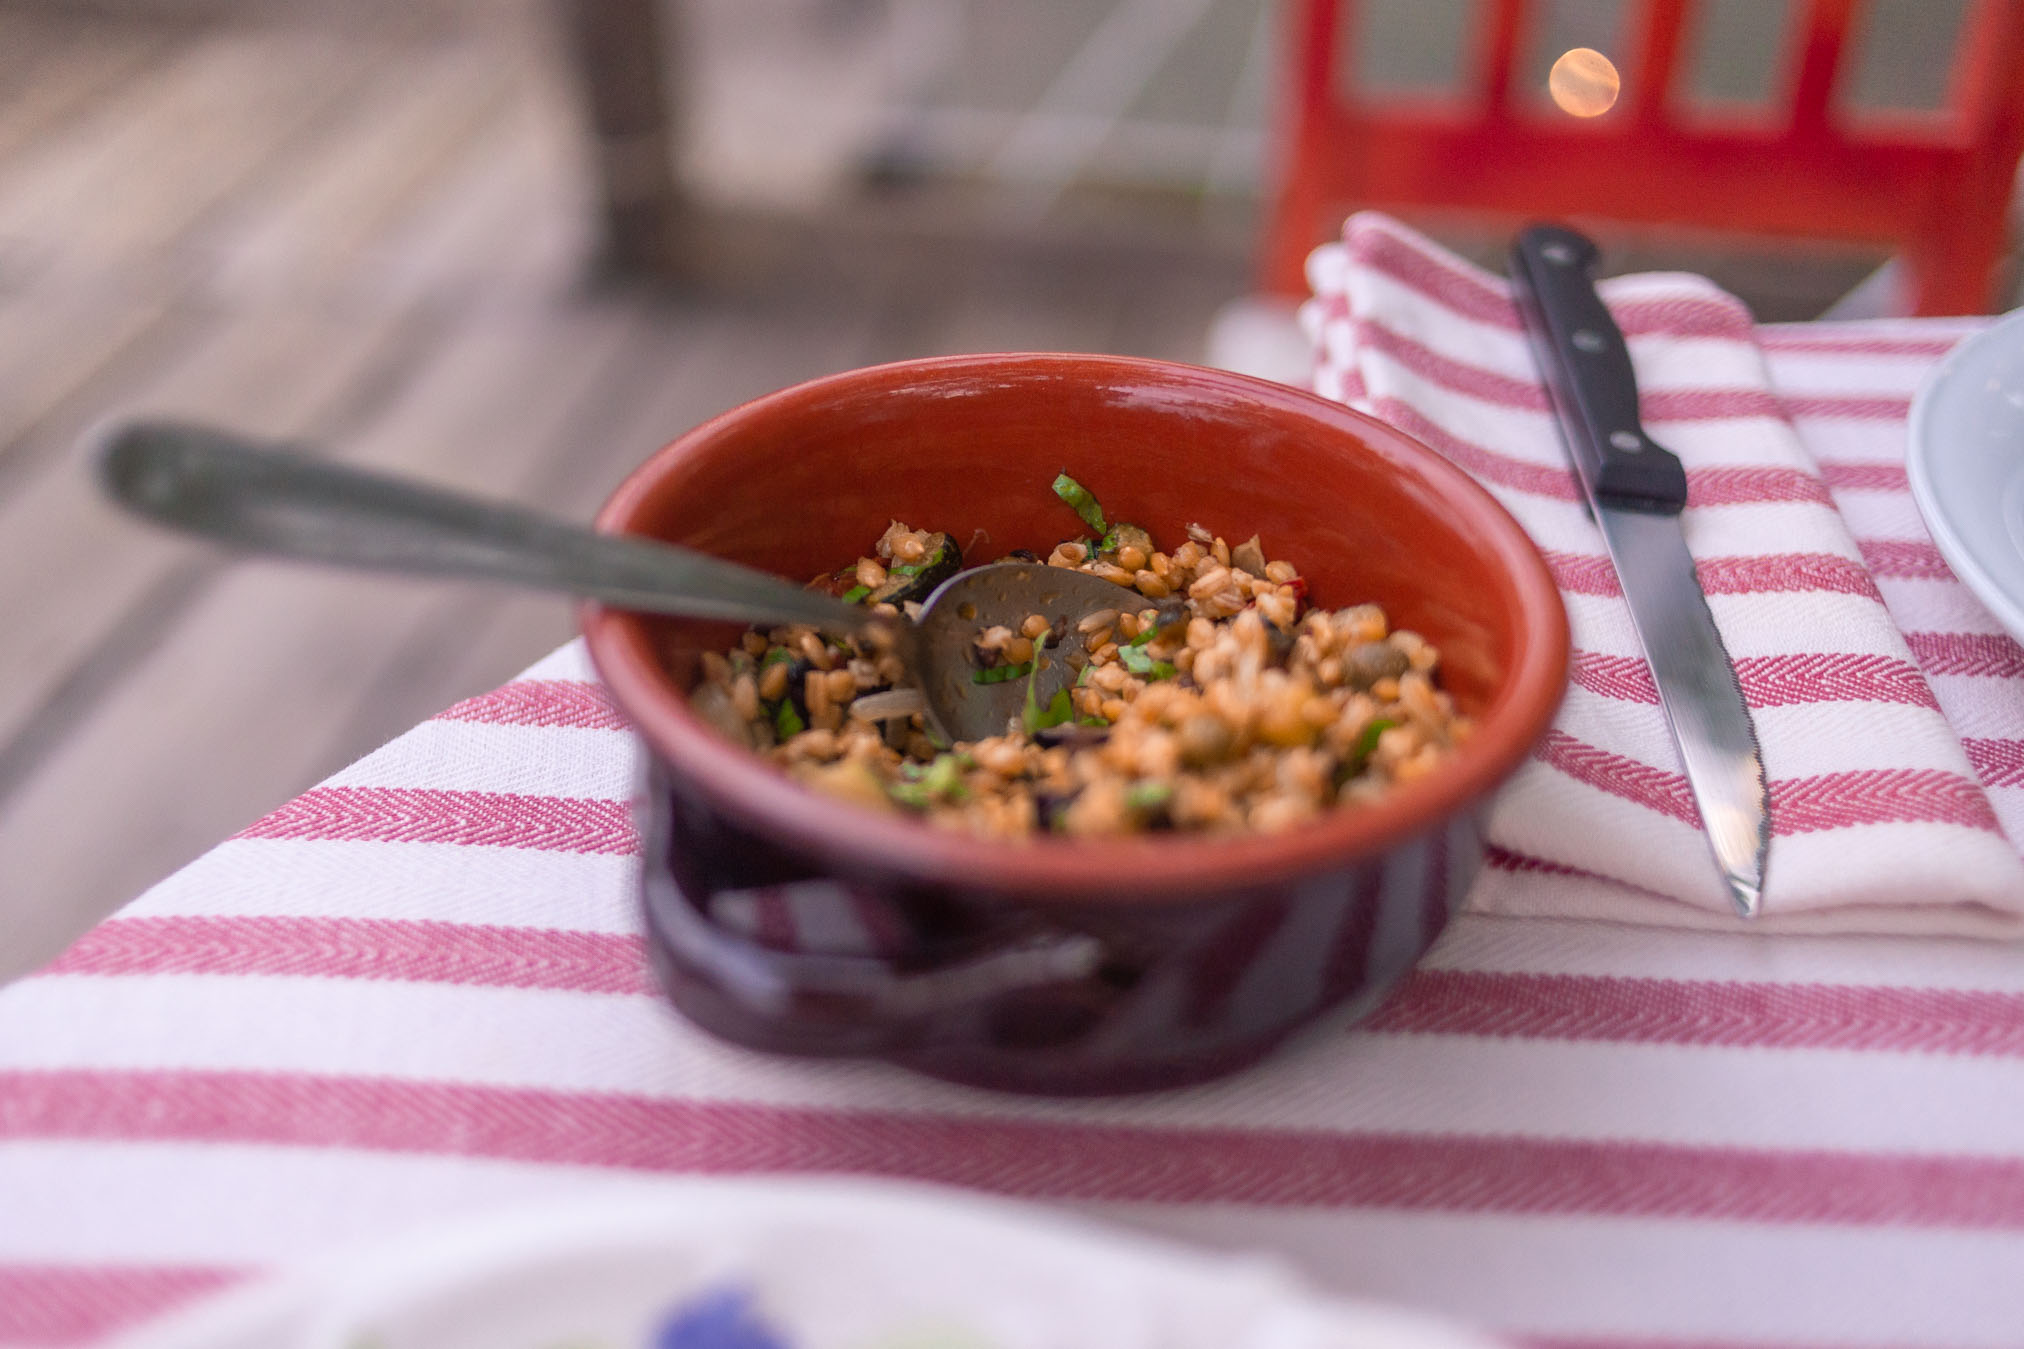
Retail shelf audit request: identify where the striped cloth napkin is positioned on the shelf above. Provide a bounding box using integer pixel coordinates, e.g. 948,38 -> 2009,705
1301,213 -> 2024,935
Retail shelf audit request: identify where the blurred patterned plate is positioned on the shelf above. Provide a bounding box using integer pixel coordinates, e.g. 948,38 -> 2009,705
113,1176 -> 1495,1349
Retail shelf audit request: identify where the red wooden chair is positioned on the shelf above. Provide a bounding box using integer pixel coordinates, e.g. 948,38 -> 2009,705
1259,0 -> 2024,315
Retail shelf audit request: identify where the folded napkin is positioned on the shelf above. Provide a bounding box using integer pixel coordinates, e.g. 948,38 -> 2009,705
1301,213 -> 2024,936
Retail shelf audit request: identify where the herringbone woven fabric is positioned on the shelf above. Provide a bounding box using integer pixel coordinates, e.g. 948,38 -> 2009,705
1303,213 -> 2024,933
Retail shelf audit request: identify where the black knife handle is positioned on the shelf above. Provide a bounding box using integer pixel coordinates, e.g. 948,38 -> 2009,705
1510,224 -> 1688,515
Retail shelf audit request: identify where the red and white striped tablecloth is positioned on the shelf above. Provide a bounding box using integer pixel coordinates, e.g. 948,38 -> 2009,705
3,319 -> 2023,1349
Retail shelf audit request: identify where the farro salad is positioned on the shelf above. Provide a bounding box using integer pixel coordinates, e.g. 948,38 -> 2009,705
691,476 -> 1471,838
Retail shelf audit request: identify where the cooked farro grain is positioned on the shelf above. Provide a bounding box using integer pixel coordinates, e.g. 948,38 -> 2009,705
690,475 -> 1470,839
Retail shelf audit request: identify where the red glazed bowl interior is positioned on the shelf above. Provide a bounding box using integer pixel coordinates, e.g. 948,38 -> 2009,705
583,354 -> 1567,901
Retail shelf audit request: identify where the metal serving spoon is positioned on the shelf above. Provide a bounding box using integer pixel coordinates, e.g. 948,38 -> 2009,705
95,420 -> 1133,743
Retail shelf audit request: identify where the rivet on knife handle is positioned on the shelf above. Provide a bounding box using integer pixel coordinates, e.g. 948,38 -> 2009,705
1511,226 -> 1689,513
1510,223 -> 1771,917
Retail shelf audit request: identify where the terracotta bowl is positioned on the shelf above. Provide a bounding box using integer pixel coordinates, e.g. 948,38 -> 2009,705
583,354 -> 1567,1094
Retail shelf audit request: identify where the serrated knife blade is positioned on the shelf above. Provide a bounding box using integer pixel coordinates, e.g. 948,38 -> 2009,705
1510,224 -> 1770,917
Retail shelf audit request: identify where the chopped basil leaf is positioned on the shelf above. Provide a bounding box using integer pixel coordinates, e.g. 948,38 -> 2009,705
1353,717 -> 1399,761
890,751 -> 972,808
1051,473 -> 1107,534
1024,684 -> 1074,733
971,660 -> 1035,685
774,701 -> 806,738
922,753 -> 969,797
1119,645 -> 1174,679
1126,781 -> 1173,811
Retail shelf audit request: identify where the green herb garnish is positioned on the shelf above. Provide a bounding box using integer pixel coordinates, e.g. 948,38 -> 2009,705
761,648 -> 796,668
1052,473 -> 1107,534
774,701 -> 806,738
1018,651 -> 1074,732
1118,645 -> 1177,680
840,584 -> 871,604
892,751 -> 972,808
971,660 -> 1035,685
1023,676 -> 1075,732
1126,781 -> 1173,812
1353,717 -> 1399,762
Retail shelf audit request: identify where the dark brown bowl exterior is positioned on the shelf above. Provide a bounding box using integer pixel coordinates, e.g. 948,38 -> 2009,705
584,354 -> 1567,1094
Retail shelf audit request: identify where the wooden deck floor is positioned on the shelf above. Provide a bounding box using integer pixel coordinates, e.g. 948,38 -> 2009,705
0,3 -> 1251,981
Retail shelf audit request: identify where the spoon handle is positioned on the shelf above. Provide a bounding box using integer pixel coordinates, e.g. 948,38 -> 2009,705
95,420 -> 858,632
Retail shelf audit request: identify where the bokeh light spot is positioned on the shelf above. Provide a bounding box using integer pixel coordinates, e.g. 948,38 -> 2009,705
1549,48 -> 1621,117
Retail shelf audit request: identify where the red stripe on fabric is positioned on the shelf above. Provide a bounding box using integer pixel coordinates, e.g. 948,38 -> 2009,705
1535,731 -> 1699,825
235,786 -> 638,855
1535,731 -> 2001,835
41,916 -> 653,994
0,1264 -> 247,1345
1568,650 -> 1939,710
1778,393 -> 1913,421
1545,551 -> 1881,602
1777,769 -> 2000,834
1964,738 -> 2024,789
1905,630 -> 2024,678
1759,330 -> 1972,357
1674,466 -> 1833,508
1367,969 -> 2024,1057
1352,317 -> 1545,409
1345,225 -> 1521,327
11,1069 -> 2024,1228
435,679 -> 628,731
1354,316 -> 1895,427
1819,462 -> 1911,493
1372,397 -> 1581,500
1346,226 -> 1757,340
1858,537 -> 1957,582
1645,389 -> 1783,421
1370,398 -> 1830,509
1355,319 -> 1798,422
1484,845 -> 1586,878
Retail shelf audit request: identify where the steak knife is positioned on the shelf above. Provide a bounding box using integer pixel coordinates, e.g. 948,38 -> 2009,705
1509,224 -> 1769,917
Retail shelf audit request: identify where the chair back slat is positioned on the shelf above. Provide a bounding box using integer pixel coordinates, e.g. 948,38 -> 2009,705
1790,0 -> 1857,135
1480,0 -> 1528,117
1261,0 -> 2024,313
1632,0 -> 1691,129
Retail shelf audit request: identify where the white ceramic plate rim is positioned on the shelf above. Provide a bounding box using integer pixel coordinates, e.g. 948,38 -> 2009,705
109,1175 -> 1497,1349
1906,308 -> 2024,646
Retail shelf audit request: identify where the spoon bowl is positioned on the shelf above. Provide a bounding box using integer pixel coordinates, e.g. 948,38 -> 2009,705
92,420 -> 1131,743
